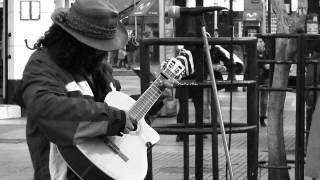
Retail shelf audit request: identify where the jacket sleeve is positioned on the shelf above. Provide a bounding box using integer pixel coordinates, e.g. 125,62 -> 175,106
22,57 -> 126,146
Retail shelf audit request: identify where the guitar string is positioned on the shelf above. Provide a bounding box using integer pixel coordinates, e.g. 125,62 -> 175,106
128,66 -> 180,120
128,76 -> 164,120
133,87 -> 162,120
128,79 -> 160,118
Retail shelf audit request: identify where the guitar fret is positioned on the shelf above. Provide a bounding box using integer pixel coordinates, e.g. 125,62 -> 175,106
144,92 -> 160,103
128,75 -> 170,121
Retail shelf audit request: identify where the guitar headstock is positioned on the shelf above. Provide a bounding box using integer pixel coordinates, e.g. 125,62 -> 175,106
160,57 -> 185,80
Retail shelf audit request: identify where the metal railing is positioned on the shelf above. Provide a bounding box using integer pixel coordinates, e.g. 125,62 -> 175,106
256,33 -> 320,180
139,37 -> 259,180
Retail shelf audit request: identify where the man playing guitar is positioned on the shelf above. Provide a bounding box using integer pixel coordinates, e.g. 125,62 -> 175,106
18,0 -> 177,179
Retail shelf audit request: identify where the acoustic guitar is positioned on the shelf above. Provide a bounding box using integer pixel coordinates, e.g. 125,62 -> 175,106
58,57 -> 185,180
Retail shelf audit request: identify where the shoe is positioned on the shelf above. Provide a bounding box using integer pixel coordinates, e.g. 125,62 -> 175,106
260,116 -> 267,127
243,87 -> 247,92
176,135 -> 184,142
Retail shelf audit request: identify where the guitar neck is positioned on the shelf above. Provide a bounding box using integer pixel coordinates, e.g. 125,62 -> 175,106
127,75 -> 167,121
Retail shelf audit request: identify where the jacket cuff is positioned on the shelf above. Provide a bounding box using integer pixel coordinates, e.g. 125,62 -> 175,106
105,107 -> 126,136
119,110 -> 127,134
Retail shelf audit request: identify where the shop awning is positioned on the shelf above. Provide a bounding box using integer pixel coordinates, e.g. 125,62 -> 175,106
130,0 -> 158,16
110,0 -> 157,19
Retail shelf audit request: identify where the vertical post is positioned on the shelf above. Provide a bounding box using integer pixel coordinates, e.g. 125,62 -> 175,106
295,35 -> 306,180
213,0 -> 218,30
246,40 -> 259,180
65,0 -> 70,8
3,0 -> 8,103
140,42 -> 153,180
158,0 -> 165,64
174,1 -> 191,179
194,44 -> 205,180
211,89 -> 219,180
140,43 -> 150,93
193,1 -> 204,179
268,0 -> 272,33
182,95 -> 190,180
261,0 -> 267,34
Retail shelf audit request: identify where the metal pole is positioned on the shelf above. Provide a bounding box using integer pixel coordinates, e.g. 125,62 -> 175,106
213,0 -> 218,30
295,35 -> 306,180
246,41 -> 258,180
261,0 -> 267,34
200,15 -> 234,180
3,0 -> 8,103
158,0 -> 165,65
267,0 -> 272,33
193,2 -> 204,180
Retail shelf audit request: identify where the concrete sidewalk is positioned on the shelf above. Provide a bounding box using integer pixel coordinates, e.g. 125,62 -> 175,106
0,75 -> 312,180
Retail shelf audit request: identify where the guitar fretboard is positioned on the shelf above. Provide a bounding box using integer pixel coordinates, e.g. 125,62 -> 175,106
127,75 -> 167,121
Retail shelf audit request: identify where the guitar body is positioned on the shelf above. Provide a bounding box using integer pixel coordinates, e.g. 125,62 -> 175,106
58,57 -> 185,180
58,91 -> 160,180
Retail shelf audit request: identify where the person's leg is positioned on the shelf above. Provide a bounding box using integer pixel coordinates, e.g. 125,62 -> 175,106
176,98 -> 187,142
192,88 -> 208,139
203,88 -> 211,122
127,52 -> 134,69
175,88 -> 189,142
259,89 -> 268,127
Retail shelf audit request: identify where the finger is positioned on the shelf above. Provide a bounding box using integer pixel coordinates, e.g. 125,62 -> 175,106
213,64 -> 221,72
123,127 -> 131,134
130,117 -> 138,127
127,123 -> 134,131
133,123 -> 137,131
162,80 -> 175,89
219,66 -> 227,72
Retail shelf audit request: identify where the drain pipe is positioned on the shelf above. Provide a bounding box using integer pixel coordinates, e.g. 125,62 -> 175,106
3,0 -> 8,103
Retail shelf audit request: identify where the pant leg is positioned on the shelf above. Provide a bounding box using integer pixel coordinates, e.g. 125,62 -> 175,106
259,90 -> 269,117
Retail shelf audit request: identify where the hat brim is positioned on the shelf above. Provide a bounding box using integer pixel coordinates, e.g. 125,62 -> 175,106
51,8 -> 128,51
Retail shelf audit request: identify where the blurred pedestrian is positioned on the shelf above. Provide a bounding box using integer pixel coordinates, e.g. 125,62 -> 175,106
126,31 -> 138,69
257,38 -> 269,127
202,45 -> 244,122
175,44 -> 244,142
117,46 -> 127,68
174,46 -> 196,142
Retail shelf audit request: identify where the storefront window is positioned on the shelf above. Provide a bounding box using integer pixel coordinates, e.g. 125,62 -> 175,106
20,0 -> 40,20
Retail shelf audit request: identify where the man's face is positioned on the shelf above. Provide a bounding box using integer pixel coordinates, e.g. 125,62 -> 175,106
257,38 -> 265,52
80,47 -> 108,72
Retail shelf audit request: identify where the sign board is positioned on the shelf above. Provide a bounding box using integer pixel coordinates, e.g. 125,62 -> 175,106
130,0 -> 158,16
251,0 -> 260,3
243,10 -> 261,21
244,0 -> 262,10
109,0 -> 157,18
307,14 -> 319,34
209,0 -> 244,11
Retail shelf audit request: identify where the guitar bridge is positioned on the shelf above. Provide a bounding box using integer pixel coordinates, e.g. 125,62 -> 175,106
104,138 -> 129,162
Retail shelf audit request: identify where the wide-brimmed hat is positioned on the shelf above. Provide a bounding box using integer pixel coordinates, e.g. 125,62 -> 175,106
51,0 -> 128,51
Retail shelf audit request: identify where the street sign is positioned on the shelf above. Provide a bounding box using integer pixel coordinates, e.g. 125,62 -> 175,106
130,0 -> 157,16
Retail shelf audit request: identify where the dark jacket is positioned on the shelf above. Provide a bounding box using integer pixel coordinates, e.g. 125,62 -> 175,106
21,49 -> 126,180
175,46 -> 244,99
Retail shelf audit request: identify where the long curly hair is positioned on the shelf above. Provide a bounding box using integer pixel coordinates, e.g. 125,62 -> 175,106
34,23 -> 115,97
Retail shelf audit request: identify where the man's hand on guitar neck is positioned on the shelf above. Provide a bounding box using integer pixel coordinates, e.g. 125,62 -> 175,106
122,79 -> 175,134
158,79 -> 176,89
